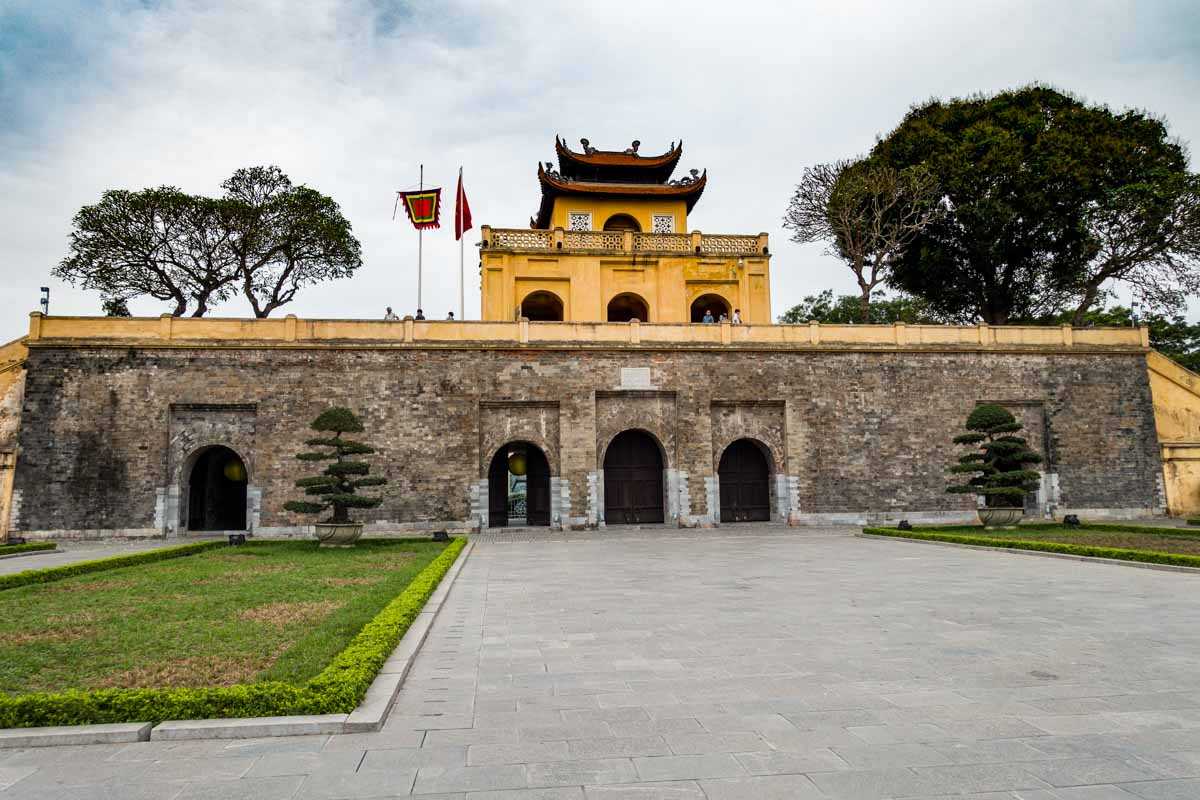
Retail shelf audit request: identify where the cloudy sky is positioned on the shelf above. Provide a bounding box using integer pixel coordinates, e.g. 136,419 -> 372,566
1,0 -> 1197,341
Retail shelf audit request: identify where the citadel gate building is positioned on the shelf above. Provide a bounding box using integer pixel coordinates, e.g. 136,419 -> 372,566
0,138 -> 1187,540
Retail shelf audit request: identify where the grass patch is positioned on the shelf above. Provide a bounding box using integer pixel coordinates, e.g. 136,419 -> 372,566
0,537 -> 465,727
863,524 -> 1200,568
0,539 -> 445,694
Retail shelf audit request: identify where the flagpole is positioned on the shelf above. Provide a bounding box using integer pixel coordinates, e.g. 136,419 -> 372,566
417,164 -> 424,314
458,166 -> 465,321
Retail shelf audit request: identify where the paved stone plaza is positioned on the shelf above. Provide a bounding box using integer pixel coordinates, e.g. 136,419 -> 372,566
3,526 -> 1200,798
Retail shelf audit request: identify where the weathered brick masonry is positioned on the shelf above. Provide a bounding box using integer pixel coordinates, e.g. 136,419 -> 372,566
10,342 -> 1163,537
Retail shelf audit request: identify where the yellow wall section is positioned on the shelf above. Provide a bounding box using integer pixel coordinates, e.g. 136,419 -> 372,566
1148,350 -> 1200,516
481,250 -> 772,323
550,198 -> 689,232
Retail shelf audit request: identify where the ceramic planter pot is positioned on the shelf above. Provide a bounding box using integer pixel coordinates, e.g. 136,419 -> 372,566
978,507 -> 1024,529
314,522 -> 363,548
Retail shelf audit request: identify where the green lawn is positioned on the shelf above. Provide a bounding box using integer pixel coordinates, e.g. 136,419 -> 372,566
0,539 -> 447,694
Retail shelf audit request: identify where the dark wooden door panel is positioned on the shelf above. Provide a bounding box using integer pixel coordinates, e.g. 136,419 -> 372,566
719,439 -> 770,523
604,431 -> 664,525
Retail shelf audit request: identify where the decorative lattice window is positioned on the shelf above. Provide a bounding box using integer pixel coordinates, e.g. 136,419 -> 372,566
567,212 -> 591,231
651,214 -> 675,233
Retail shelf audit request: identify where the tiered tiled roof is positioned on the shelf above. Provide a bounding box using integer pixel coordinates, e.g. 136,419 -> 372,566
532,137 -> 705,228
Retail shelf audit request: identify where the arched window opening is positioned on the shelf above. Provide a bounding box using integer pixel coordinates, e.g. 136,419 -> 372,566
602,214 -> 641,232
187,446 -> 248,531
521,291 -> 564,321
690,293 -> 731,323
603,430 -> 665,525
718,439 -> 771,523
487,443 -> 551,527
607,293 -> 650,323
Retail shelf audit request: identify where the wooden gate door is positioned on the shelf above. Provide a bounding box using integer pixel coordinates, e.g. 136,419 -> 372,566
718,439 -> 770,522
487,450 -> 508,528
603,431 -> 664,525
526,447 -> 551,526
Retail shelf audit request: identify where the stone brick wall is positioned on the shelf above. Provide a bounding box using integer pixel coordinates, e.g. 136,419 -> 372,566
11,343 -> 1163,536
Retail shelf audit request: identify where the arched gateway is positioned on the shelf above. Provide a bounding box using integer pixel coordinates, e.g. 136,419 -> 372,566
488,442 -> 551,527
603,430 -> 664,524
186,446 -> 248,531
718,439 -> 770,522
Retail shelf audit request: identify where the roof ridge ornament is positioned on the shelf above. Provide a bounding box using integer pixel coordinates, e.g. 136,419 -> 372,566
580,138 -> 597,155
623,140 -> 641,155
669,168 -> 702,186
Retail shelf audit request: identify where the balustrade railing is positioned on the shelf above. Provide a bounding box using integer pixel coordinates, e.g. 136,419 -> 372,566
484,227 -> 768,256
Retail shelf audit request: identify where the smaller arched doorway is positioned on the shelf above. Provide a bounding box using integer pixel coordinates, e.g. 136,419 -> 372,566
603,214 -> 641,232
187,446 -> 248,531
521,291 -> 564,321
718,439 -> 771,523
487,443 -> 551,527
690,293 -> 731,322
607,293 -> 650,323
603,430 -> 665,525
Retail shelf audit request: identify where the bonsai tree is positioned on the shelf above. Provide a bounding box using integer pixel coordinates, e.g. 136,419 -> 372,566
947,404 -> 1043,508
283,407 -> 386,523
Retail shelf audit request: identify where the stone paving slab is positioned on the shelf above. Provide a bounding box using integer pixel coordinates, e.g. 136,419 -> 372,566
4,525 -> 1200,798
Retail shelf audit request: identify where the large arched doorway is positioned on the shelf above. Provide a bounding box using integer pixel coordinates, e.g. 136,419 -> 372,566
603,214 -> 641,232
690,293 -> 731,322
487,442 -> 551,527
607,293 -> 650,323
603,430 -> 664,525
187,446 -> 248,531
521,291 -> 564,321
718,439 -> 771,523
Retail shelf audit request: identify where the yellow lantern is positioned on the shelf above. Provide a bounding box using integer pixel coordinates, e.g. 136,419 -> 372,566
507,451 -> 527,477
223,458 -> 247,482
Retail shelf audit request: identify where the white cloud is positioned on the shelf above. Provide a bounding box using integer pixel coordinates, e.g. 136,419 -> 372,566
1,0 -> 1197,339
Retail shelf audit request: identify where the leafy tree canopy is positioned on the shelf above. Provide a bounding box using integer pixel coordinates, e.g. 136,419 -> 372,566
778,289 -> 943,324
783,159 -> 942,322
870,85 -> 1200,324
55,166 -> 362,318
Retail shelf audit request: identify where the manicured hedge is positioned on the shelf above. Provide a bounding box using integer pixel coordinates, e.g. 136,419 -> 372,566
0,536 -> 466,727
0,542 -> 56,557
1188,518 -> 1200,527
0,540 -> 227,592
862,527 -> 1200,569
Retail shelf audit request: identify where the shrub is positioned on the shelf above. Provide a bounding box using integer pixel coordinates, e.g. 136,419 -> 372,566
862,527 -> 1200,569
0,542 -> 56,557
0,537 -> 465,727
284,407 -> 387,524
946,404 -> 1042,508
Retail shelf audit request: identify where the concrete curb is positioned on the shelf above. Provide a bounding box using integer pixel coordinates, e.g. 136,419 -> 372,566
0,723 -> 152,748
0,539 -> 475,747
857,533 -> 1200,574
344,540 -> 474,732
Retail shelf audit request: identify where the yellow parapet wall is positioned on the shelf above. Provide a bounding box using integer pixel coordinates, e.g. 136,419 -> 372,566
1147,350 -> 1200,517
0,336 -> 27,542
23,313 -> 1150,351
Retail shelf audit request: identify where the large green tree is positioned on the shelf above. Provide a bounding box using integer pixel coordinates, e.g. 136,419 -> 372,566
55,166 -> 362,317
871,85 -> 1200,324
783,160 -> 942,322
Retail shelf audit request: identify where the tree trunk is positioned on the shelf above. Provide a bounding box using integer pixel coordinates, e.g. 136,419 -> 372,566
1071,285 -> 1101,326
858,288 -> 871,324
